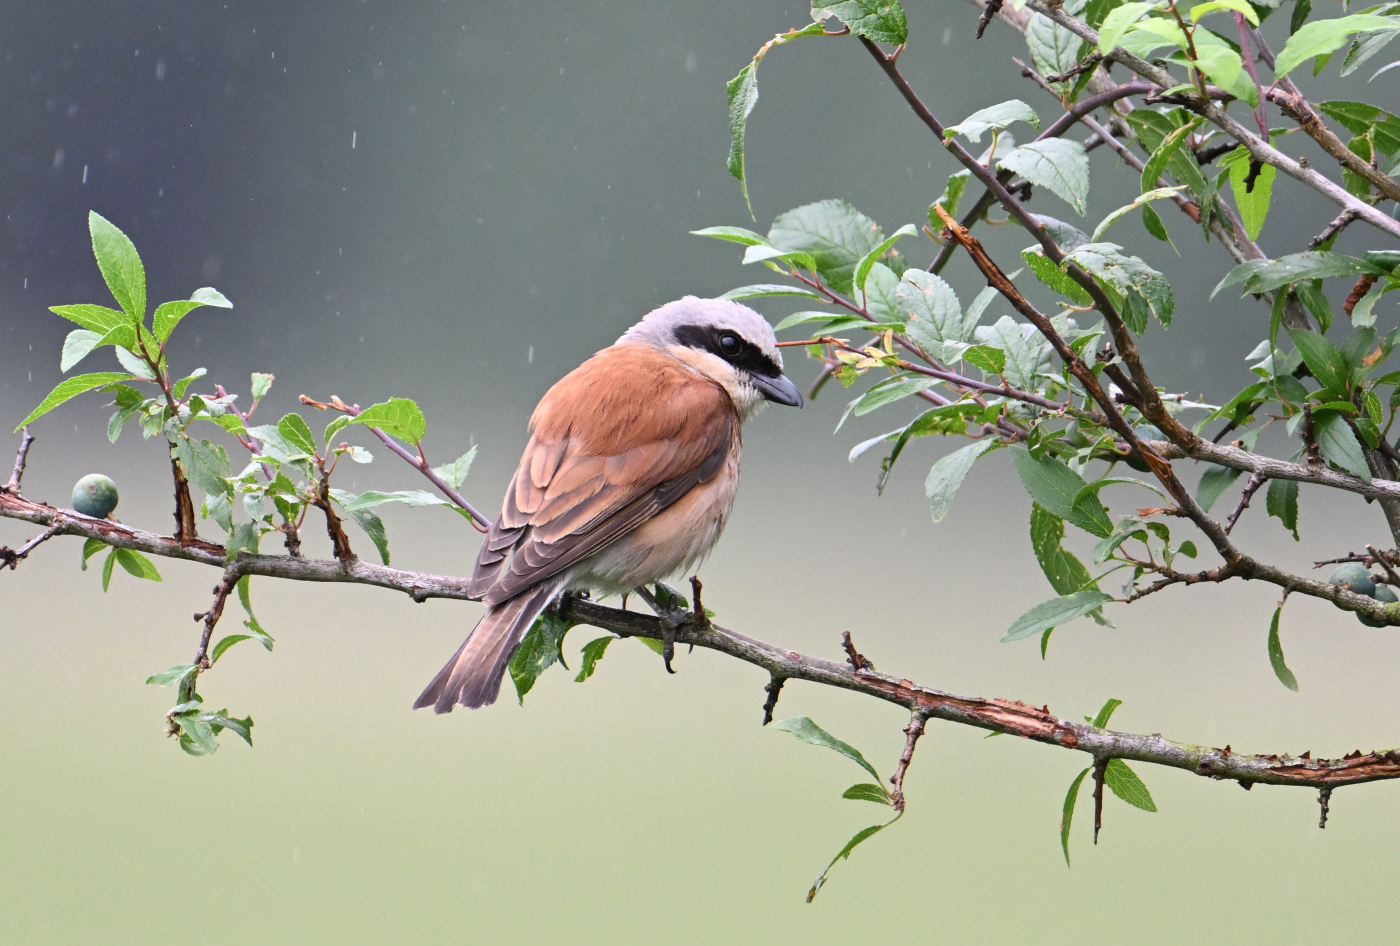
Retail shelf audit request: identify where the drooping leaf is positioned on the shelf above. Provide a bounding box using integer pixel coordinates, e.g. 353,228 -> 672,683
1009,446 -> 1114,537
113,548 -> 161,582
1065,243 -> 1174,331
926,439 -> 1000,522
1313,410 -> 1371,479
806,817 -> 898,902
1265,477 -> 1300,539
1061,767 -> 1091,866
1104,758 -> 1158,811
509,608 -> 577,703
841,782 -> 893,804
574,636 -> 615,682
945,99 -> 1041,143
1197,465 -> 1243,513
726,62 -> 759,212
15,372 -> 131,432
768,200 -> 884,294
772,716 -> 884,784
1003,590 -> 1114,641
811,0 -> 909,44
433,446 -> 478,490
1267,604 -> 1300,691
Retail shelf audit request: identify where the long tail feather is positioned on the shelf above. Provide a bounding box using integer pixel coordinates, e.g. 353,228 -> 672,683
413,584 -> 558,713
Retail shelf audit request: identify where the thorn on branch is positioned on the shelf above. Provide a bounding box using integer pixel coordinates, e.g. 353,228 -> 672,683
975,0 -> 1004,39
3,428 -> 35,494
841,630 -> 872,672
1318,786 -> 1333,829
761,674 -> 786,726
890,713 -> 928,812
1092,757 -> 1108,845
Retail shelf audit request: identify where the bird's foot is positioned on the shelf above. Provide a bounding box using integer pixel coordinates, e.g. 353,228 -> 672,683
634,583 -> 694,674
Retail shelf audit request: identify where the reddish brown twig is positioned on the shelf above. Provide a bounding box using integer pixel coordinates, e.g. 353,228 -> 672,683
890,714 -> 928,812
842,630 -> 872,672
1225,472 -> 1267,534
3,428 -> 34,494
1318,786 -> 1333,829
0,523 -> 61,570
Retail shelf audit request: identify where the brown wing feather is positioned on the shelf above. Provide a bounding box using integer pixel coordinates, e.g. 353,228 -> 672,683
469,344 -> 734,604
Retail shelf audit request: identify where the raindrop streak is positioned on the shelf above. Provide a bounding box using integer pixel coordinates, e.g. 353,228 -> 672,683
527,345 -> 534,364
352,130 -> 357,149
53,149 -> 64,169
82,165 -> 88,184
155,59 -> 166,80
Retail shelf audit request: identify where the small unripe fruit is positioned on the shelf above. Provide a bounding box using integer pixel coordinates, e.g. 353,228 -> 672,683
1359,582 -> 1398,628
72,474 -> 119,519
1124,425 -> 1165,473
1328,563 -> 1376,598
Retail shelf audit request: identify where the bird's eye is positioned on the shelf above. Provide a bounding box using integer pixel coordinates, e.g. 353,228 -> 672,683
718,333 -> 740,355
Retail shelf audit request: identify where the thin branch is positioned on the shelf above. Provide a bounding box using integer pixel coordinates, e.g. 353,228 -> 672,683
890,713 -> 928,812
6,485 -> 1400,789
1309,209 -> 1360,250
301,396 -> 493,531
1092,756 -> 1107,844
192,566 -> 242,670
3,427 -> 34,493
0,523 -> 61,570
1318,786 -> 1333,829
1225,472 -> 1267,534
762,674 -> 786,726
1367,545 -> 1400,587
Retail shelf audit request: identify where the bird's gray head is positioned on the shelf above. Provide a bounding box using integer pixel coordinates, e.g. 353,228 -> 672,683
617,296 -> 802,416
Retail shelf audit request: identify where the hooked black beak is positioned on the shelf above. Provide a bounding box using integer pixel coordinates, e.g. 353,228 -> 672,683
752,372 -> 803,408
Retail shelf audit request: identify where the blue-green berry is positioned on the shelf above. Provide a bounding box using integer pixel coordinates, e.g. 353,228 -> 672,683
1328,563 -> 1376,599
72,474 -> 119,519
1359,582 -> 1397,628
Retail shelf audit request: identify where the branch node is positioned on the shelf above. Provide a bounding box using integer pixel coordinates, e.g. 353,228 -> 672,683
890,713 -> 929,812
841,630 -> 872,672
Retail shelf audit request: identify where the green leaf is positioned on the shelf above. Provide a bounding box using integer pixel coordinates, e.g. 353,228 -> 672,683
191,286 -> 232,308
1267,604 -> 1300,691
1123,109 -> 1209,196
1265,476 -> 1300,539
1224,147 -> 1277,241
348,507 -> 388,564
689,225 -> 772,247
173,714 -> 220,756
347,397 -> 426,443
88,211 -> 146,321
1274,14 -> 1400,76
573,635 -> 615,682
998,139 -> 1090,216
930,170 -> 970,221
152,300 -> 201,343
175,436 -> 234,499
60,329 -> 105,373
1022,248 -> 1095,304
1190,0 -> 1259,25
1061,767 -> 1091,866
726,61 -> 759,213
1030,505 -> 1099,595
1314,410 -> 1370,479
1009,446 -> 1114,537
1098,1 -> 1161,53
1197,465 -> 1243,513
1091,187 -> 1186,242
324,415 -> 352,447
768,200 -> 884,294
1028,0 -> 1089,94
1351,283 -> 1396,329
899,269 -> 975,353
433,446 -> 478,490
807,817 -> 898,903
812,0 -> 908,44
276,413 -> 318,456
113,548 -> 161,582
250,372 -> 274,400
1214,251 -> 1378,298
926,439 -> 999,522
1296,280 -> 1335,334
1091,697 -> 1124,728
15,372 -> 131,432
945,99 -> 1041,143
852,224 -> 917,301
1104,758 -> 1158,811
1065,243 -> 1174,331
341,489 -> 449,512
963,344 -> 1007,375
146,664 -> 197,686
719,283 -> 823,302
509,609 -> 577,703
1003,590 -> 1113,641
772,716 -> 884,784
79,538 -> 108,570
203,711 -> 254,747
49,303 -> 131,334
841,782 -> 893,804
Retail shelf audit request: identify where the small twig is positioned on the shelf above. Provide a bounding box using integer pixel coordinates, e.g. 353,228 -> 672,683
1304,405 -> 1323,468
1308,209 -> 1360,250
0,523 -> 61,570
1367,545 -> 1400,587
301,395 -> 492,531
841,630 -> 872,672
1045,50 -> 1102,84
1318,786 -> 1333,829
762,674 -> 786,726
1092,757 -> 1108,844
689,575 -> 710,631
4,428 -> 35,494
1315,549 -> 1398,569
976,0 -> 1004,38
192,565 -> 243,670
313,475 -> 355,563
890,713 -> 928,812
1225,472 -> 1267,534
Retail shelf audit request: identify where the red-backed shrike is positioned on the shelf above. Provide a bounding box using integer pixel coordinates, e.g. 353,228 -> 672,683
415,296 -> 801,712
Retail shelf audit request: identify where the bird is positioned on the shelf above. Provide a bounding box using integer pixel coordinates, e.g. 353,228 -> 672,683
414,296 -> 802,713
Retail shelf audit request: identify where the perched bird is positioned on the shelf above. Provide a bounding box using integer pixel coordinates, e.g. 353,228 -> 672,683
415,296 -> 802,712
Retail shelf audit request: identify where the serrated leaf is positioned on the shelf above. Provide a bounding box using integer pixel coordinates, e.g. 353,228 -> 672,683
726,61 -> 759,212
348,397 -> 426,443
853,224 -> 916,301
1265,477 -> 1300,539
899,269 -> 974,351
1022,247 -> 1095,304
1003,590 -> 1113,641
341,489 -> 449,512
1223,147 -> 1277,241
768,200 -> 884,294
1275,14 -> 1400,76
48,303 -> 131,334
841,782 -> 893,804
1098,1 -> 1161,53
509,609 -> 576,703
963,344 -> 1007,375
812,0 -> 908,44
1104,758 -> 1157,811
432,446 -> 478,490
15,372 -> 131,432
250,372 -> 274,400
1010,446 -> 1113,537
998,139 -> 1091,216
1028,1 -> 1088,93
1314,410 -> 1371,478
89,211 -> 146,321
1214,251 -> 1378,298
945,99 -> 1040,143
926,439 -> 999,522
719,283 -> 823,301
574,636 -> 615,683
190,286 -> 232,308
277,413 -> 318,456
175,436 -> 233,499
113,548 -> 161,582
146,664 -> 197,686
152,300 -> 202,343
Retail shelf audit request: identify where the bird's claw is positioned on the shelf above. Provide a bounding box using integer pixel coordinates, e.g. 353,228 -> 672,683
657,605 -> 690,674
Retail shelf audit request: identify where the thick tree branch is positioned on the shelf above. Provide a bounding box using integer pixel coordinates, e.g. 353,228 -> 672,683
5,485 -> 1400,789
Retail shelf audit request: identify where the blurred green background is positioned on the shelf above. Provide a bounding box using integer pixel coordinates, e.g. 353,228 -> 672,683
3,2 -> 1399,943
